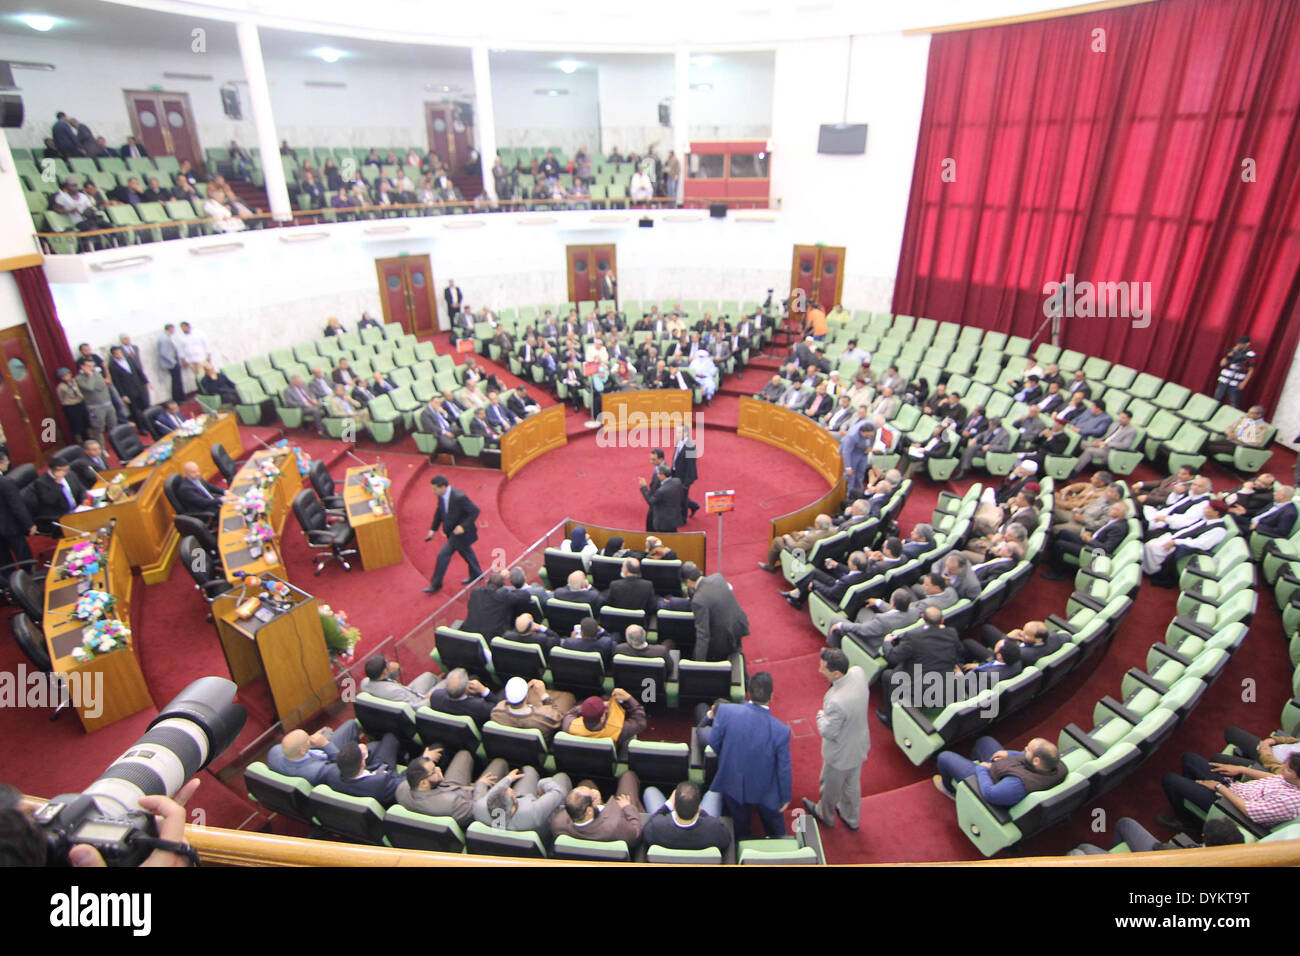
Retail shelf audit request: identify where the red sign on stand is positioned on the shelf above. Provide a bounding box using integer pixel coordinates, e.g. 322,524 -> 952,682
705,491 -> 735,515
455,338 -> 475,353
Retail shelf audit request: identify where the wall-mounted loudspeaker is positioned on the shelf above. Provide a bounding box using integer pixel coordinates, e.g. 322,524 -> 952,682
0,94 -> 23,129
220,86 -> 242,120
456,102 -> 474,126
709,203 -> 727,219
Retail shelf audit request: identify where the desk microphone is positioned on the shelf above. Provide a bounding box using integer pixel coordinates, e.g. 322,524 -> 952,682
52,521 -> 96,537
345,449 -> 373,469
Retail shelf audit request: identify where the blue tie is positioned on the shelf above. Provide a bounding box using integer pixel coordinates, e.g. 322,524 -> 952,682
61,481 -> 76,509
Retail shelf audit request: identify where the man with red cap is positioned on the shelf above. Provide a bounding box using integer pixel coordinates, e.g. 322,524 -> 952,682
561,688 -> 647,748
1145,498 -> 1231,587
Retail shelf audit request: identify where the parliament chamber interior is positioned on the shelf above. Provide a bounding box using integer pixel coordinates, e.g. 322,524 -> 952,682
2,0 -> 1300,879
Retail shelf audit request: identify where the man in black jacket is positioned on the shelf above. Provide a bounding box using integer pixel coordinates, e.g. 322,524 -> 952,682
553,570 -> 604,612
604,557 -> 657,618
1044,501 -> 1128,579
876,606 -> 964,726
460,573 -> 515,640
780,550 -> 871,610
0,460 -> 35,569
31,462 -> 87,534
640,463 -> 685,533
427,667 -> 500,727
682,563 -> 749,661
503,613 -> 560,656
174,461 -> 228,518
107,345 -> 150,432
641,781 -> 731,853
671,424 -> 700,522
424,475 -> 482,593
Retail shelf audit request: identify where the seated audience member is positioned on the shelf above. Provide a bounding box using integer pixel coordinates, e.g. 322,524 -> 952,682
1221,473 -> 1275,531
954,417 -> 1011,479
460,572 -> 515,639
1072,411 -> 1137,474
324,316 -> 346,337
758,512 -> 834,573
875,606 -> 965,726
614,624 -> 674,662
1044,502 -> 1129,579
1068,400 -> 1113,440
560,525 -> 599,569
930,552 -> 981,600
396,748 -> 505,827
502,612 -> 560,655
506,565 -> 552,603
268,723 -> 365,784
641,780 -> 731,853
326,382 -> 370,425
933,736 -> 1067,805
965,619 -> 1063,668
198,362 -> 239,405
490,677 -> 576,741
827,587 -> 918,651
780,549 -> 874,610
173,461 -> 228,519
320,737 -> 407,806
1144,475 -> 1213,534
757,375 -> 786,403
473,766 -> 573,839
1142,499 -> 1230,587
428,667 -> 500,726
959,638 -> 1022,684
1133,466 -> 1195,509
554,570 -> 604,611
605,558 -> 658,618
484,390 -> 518,433
418,397 -> 459,458
469,407 -> 502,447
550,772 -> 645,845
901,423 -> 955,478
361,654 -> 438,704
1250,483 -> 1297,539
559,616 -> 616,666
507,385 -> 539,419
1070,816 -> 1243,854
561,689 -> 648,747
282,375 -> 325,433
1052,470 -> 1111,527
643,536 -> 678,561
1158,751 -> 1300,834
1053,479 -> 1122,537
1205,405 -> 1272,457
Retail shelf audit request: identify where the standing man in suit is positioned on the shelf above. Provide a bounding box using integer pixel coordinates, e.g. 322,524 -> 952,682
803,649 -> 871,831
681,563 -> 749,661
107,345 -> 150,432
156,323 -> 184,404
642,449 -> 665,531
598,270 -> 617,305
424,475 -> 482,594
709,672 -> 792,839
0,458 -> 35,570
672,423 -> 700,523
639,463 -> 685,533
444,279 -> 464,325
117,333 -> 148,390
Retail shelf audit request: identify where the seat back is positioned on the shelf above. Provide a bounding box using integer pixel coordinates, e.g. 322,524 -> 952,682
291,487 -> 327,534
432,626 -> 492,678
209,442 -> 239,482
677,657 -> 736,705
108,423 -> 144,461
414,707 -> 483,753
382,805 -> 466,854
488,636 -> 548,681
464,820 -> 547,858
611,654 -> 669,708
353,692 -> 419,740
641,558 -> 685,596
306,785 -> 386,843
309,460 -> 337,500
244,762 -> 313,823
542,547 -> 585,586
588,555 -> 625,591
646,845 -> 722,864
552,834 -> 631,862
480,720 -> 551,766
626,739 -> 690,790
551,731 -> 619,783
547,647 -> 607,696
10,612 -> 50,671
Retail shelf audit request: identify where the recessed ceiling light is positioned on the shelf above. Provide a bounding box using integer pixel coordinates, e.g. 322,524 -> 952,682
691,82 -> 713,92
556,59 -> 581,74
691,55 -> 717,69
20,13 -> 56,31
313,47 -> 343,64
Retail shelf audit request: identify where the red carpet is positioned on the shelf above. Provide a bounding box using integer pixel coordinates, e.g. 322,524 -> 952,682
5,330 -> 1295,863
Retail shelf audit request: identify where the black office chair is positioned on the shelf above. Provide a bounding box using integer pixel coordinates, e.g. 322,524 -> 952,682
163,473 -> 187,515
51,446 -> 99,489
10,612 -> 65,721
145,405 -> 169,439
291,489 -> 357,575
308,461 -> 346,514
8,568 -> 45,624
108,423 -> 145,461
174,514 -> 219,559
6,463 -> 38,490
178,534 -> 233,620
209,443 -> 244,484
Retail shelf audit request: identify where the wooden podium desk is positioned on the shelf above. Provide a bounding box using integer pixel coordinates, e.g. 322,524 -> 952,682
43,529 -> 154,733
127,411 -> 243,482
219,447 -> 301,585
213,575 -> 339,731
342,464 -> 402,570
62,466 -> 172,575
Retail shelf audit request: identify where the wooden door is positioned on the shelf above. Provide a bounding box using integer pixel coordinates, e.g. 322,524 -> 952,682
425,103 -> 474,170
566,244 -> 617,304
790,244 -> 846,319
0,325 -> 62,466
375,255 -> 439,335
124,91 -> 205,174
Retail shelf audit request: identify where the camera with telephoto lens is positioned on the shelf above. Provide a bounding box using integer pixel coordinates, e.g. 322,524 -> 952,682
34,677 -> 246,867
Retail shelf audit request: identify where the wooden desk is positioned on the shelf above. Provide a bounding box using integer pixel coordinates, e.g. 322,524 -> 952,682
219,448 -> 302,584
563,520 -> 708,573
212,575 -> 339,731
342,464 -> 402,570
501,404 -> 567,479
61,466 -> 173,579
127,411 -> 242,482
599,389 -> 693,437
43,529 -> 154,733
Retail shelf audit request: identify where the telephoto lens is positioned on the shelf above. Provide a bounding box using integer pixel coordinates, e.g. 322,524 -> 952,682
36,677 -> 246,866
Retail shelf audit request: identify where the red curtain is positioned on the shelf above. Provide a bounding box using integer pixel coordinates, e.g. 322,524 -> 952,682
12,264 -> 76,394
892,0 -> 1300,412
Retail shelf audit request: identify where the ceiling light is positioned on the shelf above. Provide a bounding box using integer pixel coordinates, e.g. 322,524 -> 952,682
20,14 -> 56,32
556,59 -> 581,74
535,88 -> 569,97
691,83 -> 713,92
313,47 -> 343,64
691,54 -> 717,69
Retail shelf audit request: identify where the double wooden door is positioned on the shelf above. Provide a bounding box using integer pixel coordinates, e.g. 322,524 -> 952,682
790,244 -> 846,319
124,90 -> 204,174
0,325 -> 62,467
566,244 -> 618,304
425,102 -> 474,170
375,255 -> 439,334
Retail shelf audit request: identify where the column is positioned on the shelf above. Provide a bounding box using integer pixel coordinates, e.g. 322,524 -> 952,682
673,47 -> 691,204
236,20 -> 292,223
472,44 -> 498,202
0,135 -> 41,261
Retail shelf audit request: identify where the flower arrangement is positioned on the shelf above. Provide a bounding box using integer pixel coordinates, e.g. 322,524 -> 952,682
318,604 -> 361,659
74,589 -> 116,622
71,619 -> 131,662
244,522 -> 275,546
256,457 -> 281,482
363,472 -> 391,500
62,540 -> 103,579
176,418 -> 204,438
145,442 -> 174,463
240,487 -> 269,521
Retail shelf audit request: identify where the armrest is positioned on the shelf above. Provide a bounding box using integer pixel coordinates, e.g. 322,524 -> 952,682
899,704 -> 937,736
1068,591 -> 1105,613
1211,797 -> 1272,839
1060,723 -> 1106,758
728,652 -> 744,687
1169,832 -> 1201,849
306,529 -> 337,546
1046,613 -> 1079,635
1094,696 -> 1143,726
1149,642 -> 1193,667
1169,615 -> 1214,641
959,773 -> 1012,825
1181,566 -> 1215,583
1123,667 -> 1170,696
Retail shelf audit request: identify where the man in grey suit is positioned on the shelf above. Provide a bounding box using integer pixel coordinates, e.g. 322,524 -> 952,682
360,654 -> 439,705
802,649 -> 870,830
473,767 -> 572,839
930,552 -> 981,600
827,588 -> 918,651
682,563 -> 749,661
282,375 -> 324,432
157,323 -> 184,403
955,418 -> 1011,478
907,572 -> 960,612
1072,410 -> 1136,474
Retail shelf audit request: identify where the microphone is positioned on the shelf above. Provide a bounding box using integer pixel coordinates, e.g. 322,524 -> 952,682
345,449 -> 373,469
52,521 -> 96,537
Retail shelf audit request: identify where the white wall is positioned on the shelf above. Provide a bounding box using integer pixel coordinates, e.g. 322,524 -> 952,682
490,65 -> 600,157
770,33 -> 931,312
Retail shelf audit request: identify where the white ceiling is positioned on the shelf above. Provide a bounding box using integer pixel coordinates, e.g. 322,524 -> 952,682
1,0 -> 1124,54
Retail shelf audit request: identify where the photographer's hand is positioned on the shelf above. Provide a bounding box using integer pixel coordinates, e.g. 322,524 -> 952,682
69,778 -> 201,868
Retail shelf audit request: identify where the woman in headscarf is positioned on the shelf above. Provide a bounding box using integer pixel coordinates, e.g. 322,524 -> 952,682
560,525 -> 598,569
689,349 -> 718,401
602,535 -> 626,557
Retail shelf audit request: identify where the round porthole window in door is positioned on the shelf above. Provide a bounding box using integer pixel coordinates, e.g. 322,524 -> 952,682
800,260 -> 813,275
8,357 -> 27,382
138,110 -> 157,128
387,275 -> 402,290
167,110 -> 185,129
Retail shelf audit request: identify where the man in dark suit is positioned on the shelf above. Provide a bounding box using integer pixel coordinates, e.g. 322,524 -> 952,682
428,667 -> 500,726
641,449 -> 666,531
506,386 -> 537,420
1044,501 -> 1129,579
151,400 -> 186,438
682,564 -> 748,661
1251,484 -> 1297,540
553,570 -> 604,612
641,780 -> 730,853
640,463 -> 685,533
119,136 -> 148,159
671,425 -> 700,522
604,557 -> 658,618
709,672 -> 791,839
503,613 -> 561,655
876,606 -> 965,726
81,439 -> 111,473
174,461 -> 227,518
424,475 -> 482,593
460,573 -> 515,639
107,345 -> 150,432
0,458 -> 35,569
31,462 -> 86,533
331,358 -> 358,387
320,737 -> 405,806
52,112 -> 82,157
780,549 -> 871,610
418,397 -> 459,458
559,616 -> 616,667
444,280 -> 464,323
614,624 -> 674,662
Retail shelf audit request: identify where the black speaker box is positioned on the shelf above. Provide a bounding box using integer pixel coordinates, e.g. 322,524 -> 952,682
0,94 -> 23,130
709,203 -> 727,218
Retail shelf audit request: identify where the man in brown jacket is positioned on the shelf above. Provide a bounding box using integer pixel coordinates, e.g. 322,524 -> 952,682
549,771 -> 644,845
489,676 -> 576,742
759,512 -> 835,572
